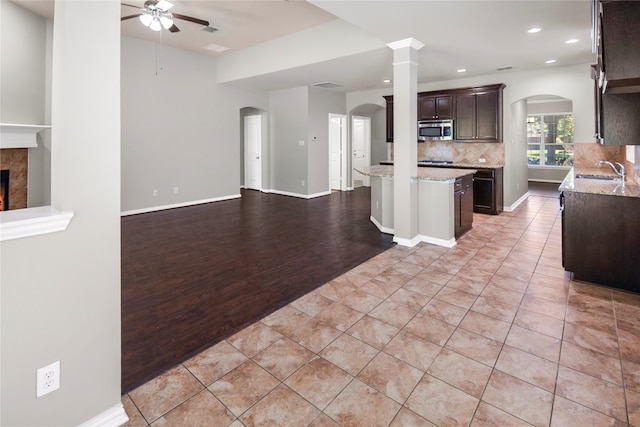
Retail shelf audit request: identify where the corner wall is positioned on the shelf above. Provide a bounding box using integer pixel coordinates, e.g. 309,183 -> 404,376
1,2 -> 123,425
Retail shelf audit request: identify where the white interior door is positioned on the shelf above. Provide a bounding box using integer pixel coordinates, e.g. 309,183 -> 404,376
329,114 -> 347,191
244,115 -> 262,190
352,115 -> 371,187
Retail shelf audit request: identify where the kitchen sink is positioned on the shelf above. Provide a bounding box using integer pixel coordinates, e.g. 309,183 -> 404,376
575,174 -> 617,181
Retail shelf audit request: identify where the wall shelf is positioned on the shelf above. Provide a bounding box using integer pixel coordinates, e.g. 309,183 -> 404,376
0,123 -> 51,149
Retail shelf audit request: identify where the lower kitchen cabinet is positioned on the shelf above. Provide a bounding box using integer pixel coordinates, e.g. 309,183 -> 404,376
472,167 -> 503,215
562,191 -> 640,293
454,174 -> 473,238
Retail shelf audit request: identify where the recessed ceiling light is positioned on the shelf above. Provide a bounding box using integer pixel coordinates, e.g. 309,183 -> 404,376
383,79 -> 391,83
566,38 -> 580,44
528,27 -> 542,33
457,69 -> 467,73
545,59 -> 557,64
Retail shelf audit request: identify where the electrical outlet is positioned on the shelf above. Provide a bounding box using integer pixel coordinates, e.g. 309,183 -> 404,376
153,189 -> 158,196
36,361 -> 60,398
479,158 -> 486,163
301,180 -> 305,187
173,187 -> 179,194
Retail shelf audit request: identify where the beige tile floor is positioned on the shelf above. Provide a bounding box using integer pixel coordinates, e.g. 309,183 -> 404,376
122,194 -> 640,427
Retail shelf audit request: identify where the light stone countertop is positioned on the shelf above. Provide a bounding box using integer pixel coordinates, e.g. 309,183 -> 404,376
379,160 -> 504,169
356,165 -> 476,182
559,167 -> 640,198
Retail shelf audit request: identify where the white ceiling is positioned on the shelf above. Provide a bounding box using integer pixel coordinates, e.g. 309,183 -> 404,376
13,0 -> 596,93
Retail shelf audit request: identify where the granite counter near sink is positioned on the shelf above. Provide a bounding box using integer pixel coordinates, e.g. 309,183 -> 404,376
559,167 -> 640,197
560,167 -> 640,294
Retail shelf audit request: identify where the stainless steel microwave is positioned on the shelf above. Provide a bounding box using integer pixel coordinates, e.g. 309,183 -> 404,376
418,119 -> 453,141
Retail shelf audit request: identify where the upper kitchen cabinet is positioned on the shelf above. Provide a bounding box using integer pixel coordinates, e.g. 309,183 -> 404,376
599,1 -> 640,93
454,84 -> 505,143
383,95 -> 394,142
418,94 -> 453,120
592,0 -> 640,145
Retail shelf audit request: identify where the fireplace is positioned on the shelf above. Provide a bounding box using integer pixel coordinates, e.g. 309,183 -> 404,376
0,169 -> 8,211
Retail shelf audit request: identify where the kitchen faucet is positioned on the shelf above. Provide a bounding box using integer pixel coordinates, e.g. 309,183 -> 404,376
596,160 -> 625,181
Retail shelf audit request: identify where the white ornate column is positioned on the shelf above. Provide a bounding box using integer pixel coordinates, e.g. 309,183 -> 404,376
387,38 -> 424,247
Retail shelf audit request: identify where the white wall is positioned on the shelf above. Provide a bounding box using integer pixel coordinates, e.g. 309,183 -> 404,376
308,86 -> 346,195
120,37 -> 269,213
346,63 -> 595,206
1,1 -> 123,425
268,86 -> 309,195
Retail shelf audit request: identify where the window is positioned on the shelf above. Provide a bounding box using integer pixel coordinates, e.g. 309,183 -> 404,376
527,114 -> 574,166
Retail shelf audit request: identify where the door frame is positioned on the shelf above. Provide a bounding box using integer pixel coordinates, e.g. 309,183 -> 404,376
244,114 -> 262,191
328,113 -> 348,191
352,115 -> 371,187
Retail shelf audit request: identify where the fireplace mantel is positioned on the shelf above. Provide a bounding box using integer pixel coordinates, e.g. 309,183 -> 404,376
0,206 -> 73,241
0,123 -> 51,149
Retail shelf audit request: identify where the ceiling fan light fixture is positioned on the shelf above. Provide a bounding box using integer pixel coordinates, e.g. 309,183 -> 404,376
160,16 -> 174,29
149,18 -> 162,31
139,14 -> 153,27
156,0 -> 174,11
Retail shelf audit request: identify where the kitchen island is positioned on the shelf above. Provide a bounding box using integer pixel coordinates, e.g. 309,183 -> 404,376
560,167 -> 640,293
356,165 -> 475,247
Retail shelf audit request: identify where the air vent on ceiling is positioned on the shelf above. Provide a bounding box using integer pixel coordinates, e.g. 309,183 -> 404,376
312,82 -> 343,89
201,26 -> 218,33
204,43 -> 229,53
496,66 -> 513,71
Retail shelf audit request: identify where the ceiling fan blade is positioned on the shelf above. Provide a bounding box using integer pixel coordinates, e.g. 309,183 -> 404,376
121,14 -> 142,21
170,12 -> 209,27
169,24 -> 180,33
121,3 -> 142,9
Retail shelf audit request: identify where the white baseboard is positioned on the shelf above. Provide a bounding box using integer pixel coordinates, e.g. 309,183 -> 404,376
78,403 -> 128,427
121,194 -> 241,216
419,234 -> 457,248
393,235 -> 422,247
370,216 -> 394,234
369,217 -> 457,248
504,192 -> 530,212
266,189 -> 331,199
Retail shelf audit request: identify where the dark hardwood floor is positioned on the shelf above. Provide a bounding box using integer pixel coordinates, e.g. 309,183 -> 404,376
121,187 -> 395,393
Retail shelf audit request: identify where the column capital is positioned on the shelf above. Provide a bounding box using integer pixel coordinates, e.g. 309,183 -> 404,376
386,38 -> 425,51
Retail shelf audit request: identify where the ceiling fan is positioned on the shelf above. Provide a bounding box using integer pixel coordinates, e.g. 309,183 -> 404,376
121,0 -> 216,33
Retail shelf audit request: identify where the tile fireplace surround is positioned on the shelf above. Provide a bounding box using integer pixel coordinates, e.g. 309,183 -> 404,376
0,148 -> 28,210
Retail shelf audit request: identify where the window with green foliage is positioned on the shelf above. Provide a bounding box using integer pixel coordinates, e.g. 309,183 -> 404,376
527,114 -> 574,166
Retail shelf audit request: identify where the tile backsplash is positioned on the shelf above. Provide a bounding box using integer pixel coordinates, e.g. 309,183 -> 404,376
391,141 -> 505,165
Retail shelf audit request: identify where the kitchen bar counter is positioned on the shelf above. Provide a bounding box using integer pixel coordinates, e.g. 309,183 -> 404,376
559,167 -> 640,198
379,160 -> 504,169
358,165 -> 477,181
355,165 -> 475,247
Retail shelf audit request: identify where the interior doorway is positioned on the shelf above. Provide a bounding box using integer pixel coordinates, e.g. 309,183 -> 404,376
244,114 -> 262,191
352,115 -> 371,187
329,113 -> 347,191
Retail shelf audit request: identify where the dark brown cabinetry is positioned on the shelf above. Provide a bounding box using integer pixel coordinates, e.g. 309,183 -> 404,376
418,95 -> 452,120
472,167 -> 503,215
383,84 -> 504,143
454,174 -> 473,238
562,190 -> 640,293
592,0 -> 640,145
454,85 -> 504,143
383,95 -> 394,142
